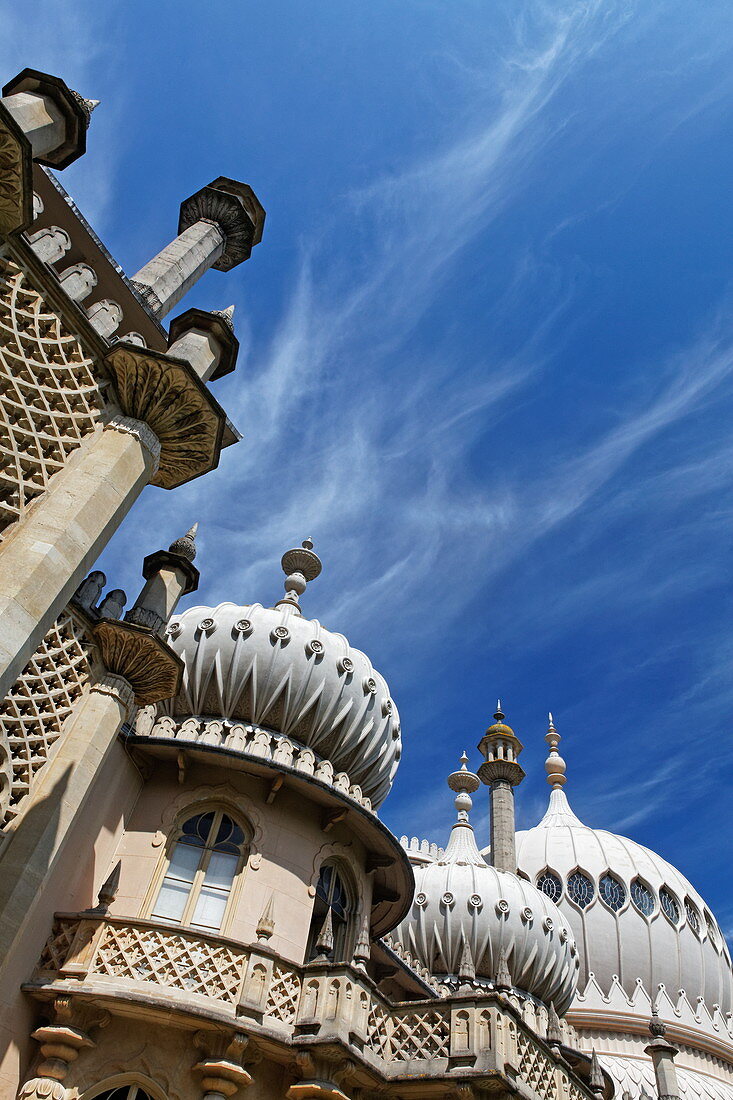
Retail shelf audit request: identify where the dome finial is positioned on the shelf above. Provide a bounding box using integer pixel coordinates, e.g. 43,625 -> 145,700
275,538 -> 322,613
545,710 -> 567,790
169,522 -> 198,562
447,753 -> 480,824
495,698 -> 504,721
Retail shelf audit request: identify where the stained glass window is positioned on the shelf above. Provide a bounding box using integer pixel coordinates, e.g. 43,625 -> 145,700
537,870 -> 562,904
599,873 -> 626,911
567,871 -> 594,909
660,887 -> 679,924
630,878 -> 655,916
685,899 -> 701,936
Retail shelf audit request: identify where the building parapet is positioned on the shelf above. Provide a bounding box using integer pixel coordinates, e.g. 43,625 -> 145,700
27,912 -> 599,1097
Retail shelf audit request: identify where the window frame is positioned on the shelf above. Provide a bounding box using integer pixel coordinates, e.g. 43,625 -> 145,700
144,806 -> 249,935
306,860 -> 355,964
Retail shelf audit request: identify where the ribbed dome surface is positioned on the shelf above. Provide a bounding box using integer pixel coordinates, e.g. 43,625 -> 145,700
506,788 -> 733,1017
164,599 -> 401,807
395,811 -> 579,1014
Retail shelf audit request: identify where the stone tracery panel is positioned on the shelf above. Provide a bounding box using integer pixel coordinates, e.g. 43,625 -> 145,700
0,253 -> 106,533
0,608 -> 92,825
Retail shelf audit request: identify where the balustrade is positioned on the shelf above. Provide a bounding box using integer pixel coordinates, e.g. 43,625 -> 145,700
30,913 -> 594,1095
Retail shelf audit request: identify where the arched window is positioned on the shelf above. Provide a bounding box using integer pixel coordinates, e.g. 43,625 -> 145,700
151,810 -> 247,932
685,898 -> 701,937
87,1088 -> 155,1100
567,870 -> 594,909
705,911 -> 719,948
306,863 -> 352,962
599,872 -> 626,911
537,870 -> 562,904
630,878 -> 656,917
660,887 -> 680,924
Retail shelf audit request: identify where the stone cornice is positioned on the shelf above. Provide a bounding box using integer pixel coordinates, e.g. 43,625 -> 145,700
104,343 -> 229,489
92,619 -> 182,706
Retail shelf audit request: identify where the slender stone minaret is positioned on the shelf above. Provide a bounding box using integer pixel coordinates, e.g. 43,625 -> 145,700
125,523 -> 200,635
131,178 -> 265,318
167,304 -> 239,381
1,67 -> 97,168
645,1007 -> 681,1100
477,702 -> 524,873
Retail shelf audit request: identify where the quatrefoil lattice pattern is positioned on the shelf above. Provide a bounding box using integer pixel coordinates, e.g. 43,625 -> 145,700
91,922 -> 245,1003
0,610 -> 92,826
0,255 -> 105,533
264,963 -> 301,1024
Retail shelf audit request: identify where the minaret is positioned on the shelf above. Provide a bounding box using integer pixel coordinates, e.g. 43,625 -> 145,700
645,1007 -> 681,1100
131,178 -> 265,318
125,524 -> 200,635
477,701 -> 525,873
1,67 -> 97,169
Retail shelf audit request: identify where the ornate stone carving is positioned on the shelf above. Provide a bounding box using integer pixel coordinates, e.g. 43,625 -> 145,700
0,104 -> 32,234
104,344 -> 227,490
0,255 -> 105,533
104,413 -> 160,468
92,619 -> 182,706
0,609 -> 92,827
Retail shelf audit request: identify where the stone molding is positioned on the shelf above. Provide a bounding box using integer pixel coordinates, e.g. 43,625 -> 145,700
104,413 -> 161,470
104,344 -> 228,490
27,913 -> 597,1098
90,672 -> 135,714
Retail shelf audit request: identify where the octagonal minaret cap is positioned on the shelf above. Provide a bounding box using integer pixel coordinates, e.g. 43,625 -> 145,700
167,305 -> 240,381
178,176 -> 266,271
477,701 -> 525,788
2,67 -> 98,169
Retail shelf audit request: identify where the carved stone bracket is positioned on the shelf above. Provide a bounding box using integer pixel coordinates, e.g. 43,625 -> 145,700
0,103 -> 33,235
93,619 -> 182,705
192,1030 -> 253,1099
18,996 -> 108,1100
104,344 -> 228,490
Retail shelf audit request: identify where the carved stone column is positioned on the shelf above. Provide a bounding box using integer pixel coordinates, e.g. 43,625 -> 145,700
0,416 -> 159,700
131,178 -> 264,318
286,1052 -> 355,1100
192,1031 -> 254,1100
645,1010 -> 681,1100
17,996 -> 105,1100
0,672 -> 136,971
1,67 -> 96,169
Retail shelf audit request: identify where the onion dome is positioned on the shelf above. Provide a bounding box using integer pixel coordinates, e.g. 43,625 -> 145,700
394,755 -> 580,1013
163,540 -> 401,808
509,716 -> 733,1019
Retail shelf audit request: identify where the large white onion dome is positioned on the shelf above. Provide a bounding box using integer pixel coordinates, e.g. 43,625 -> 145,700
507,717 -> 733,1019
162,540 -> 402,808
393,756 -> 580,1014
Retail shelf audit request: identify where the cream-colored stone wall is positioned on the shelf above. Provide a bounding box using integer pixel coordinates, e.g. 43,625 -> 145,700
0,738 -> 142,1099
109,758 -> 371,967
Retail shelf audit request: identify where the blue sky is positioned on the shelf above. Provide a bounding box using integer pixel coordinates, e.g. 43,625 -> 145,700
5,2 -> 733,937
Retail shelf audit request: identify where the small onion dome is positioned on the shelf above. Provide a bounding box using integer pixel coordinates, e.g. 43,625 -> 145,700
394,757 -> 579,1013
163,541 -> 401,808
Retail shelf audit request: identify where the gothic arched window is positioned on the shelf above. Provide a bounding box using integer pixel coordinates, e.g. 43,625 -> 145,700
685,898 -> 701,937
86,1087 -> 156,1100
567,870 -> 594,909
151,809 -> 247,932
630,878 -> 656,917
599,872 -> 626,912
660,887 -> 680,924
306,863 -> 352,963
536,870 -> 562,904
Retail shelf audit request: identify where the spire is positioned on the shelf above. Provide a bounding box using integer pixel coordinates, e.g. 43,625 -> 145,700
589,1050 -> 604,1098
547,1002 -> 562,1047
274,537 -> 322,613
212,304 -> 235,331
169,522 -> 198,562
477,702 -> 524,872
494,946 -> 512,991
314,906 -> 334,960
353,914 -> 371,970
458,935 -> 475,985
538,712 -> 584,828
256,894 -> 275,942
443,754 -> 486,867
